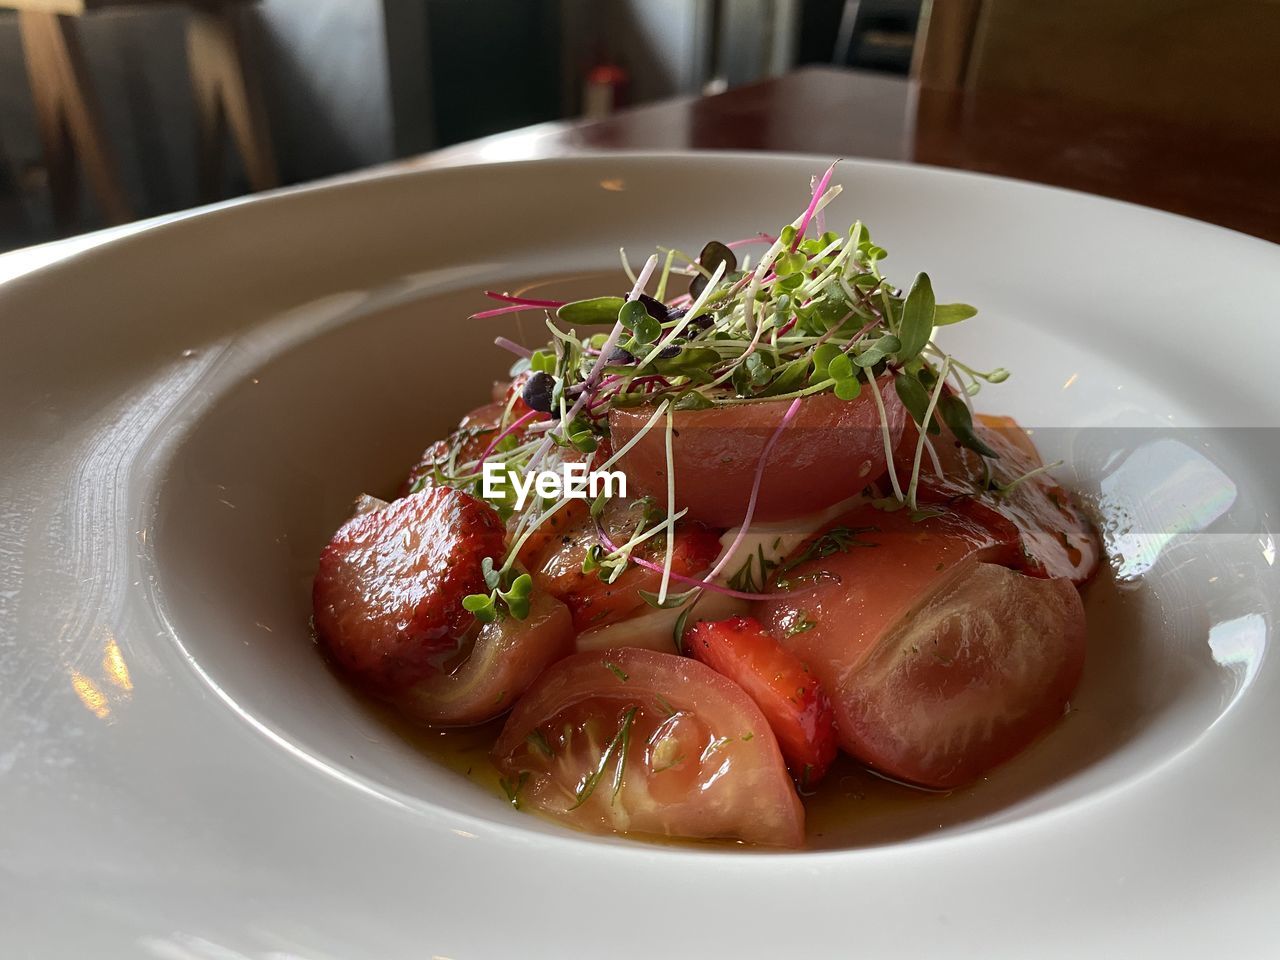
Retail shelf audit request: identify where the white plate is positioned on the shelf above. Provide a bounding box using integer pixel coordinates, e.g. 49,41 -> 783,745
3,154 -> 1278,958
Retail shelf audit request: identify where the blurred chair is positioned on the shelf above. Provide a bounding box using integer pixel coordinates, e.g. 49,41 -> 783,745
913,0 -> 1280,134
5,0 -> 277,228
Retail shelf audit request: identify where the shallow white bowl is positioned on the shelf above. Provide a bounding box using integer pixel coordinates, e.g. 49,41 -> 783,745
2,153 -> 1278,958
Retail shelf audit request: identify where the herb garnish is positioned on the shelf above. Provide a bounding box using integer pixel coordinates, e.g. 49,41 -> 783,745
570,706 -> 638,809
456,163 -> 1009,615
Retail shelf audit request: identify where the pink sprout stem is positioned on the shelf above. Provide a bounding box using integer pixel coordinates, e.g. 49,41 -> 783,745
726,232 -> 778,250
792,160 -> 838,251
483,291 -> 566,308
470,303 -> 554,320
477,408 -> 545,467
494,336 -> 532,358
706,396 -> 804,582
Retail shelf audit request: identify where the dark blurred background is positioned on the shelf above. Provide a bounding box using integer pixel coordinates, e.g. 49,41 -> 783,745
0,0 -> 925,251
1,0 -> 1276,253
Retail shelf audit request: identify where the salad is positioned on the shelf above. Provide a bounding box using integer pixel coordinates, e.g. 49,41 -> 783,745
312,165 -> 1100,847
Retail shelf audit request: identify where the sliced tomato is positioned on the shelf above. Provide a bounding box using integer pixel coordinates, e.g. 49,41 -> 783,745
683,616 -> 838,787
492,648 -> 804,846
758,503 -> 1084,789
400,589 -> 574,725
609,379 -> 907,527
836,561 -> 1085,788
897,411 -> 1100,583
313,488 -> 506,691
533,501 -> 723,631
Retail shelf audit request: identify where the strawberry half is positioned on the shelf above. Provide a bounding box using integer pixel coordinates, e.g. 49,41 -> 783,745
684,615 -> 839,788
313,487 -> 506,691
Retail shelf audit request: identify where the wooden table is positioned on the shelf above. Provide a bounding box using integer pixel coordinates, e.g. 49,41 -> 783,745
2,65 -> 1274,282
414,66 -> 1280,245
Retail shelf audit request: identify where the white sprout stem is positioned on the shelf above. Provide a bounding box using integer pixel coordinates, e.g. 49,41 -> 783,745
907,357 -> 950,511
619,248 -> 638,285
636,259 -> 727,369
865,370 -> 904,502
507,395 -> 674,568
502,495 -> 575,576
549,254 -> 659,452
657,403 -> 677,604
607,507 -> 689,559
922,433 -> 943,477
594,397 -> 671,473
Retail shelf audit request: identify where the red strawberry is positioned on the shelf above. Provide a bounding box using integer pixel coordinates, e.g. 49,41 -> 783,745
313,487 -> 506,691
684,615 -> 839,788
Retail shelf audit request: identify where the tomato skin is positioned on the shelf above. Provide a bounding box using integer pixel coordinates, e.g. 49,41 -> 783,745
898,411 -> 1100,583
841,562 -> 1085,788
758,503 -> 1084,789
399,589 -> 574,726
684,616 -> 838,786
493,648 -> 805,846
609,380 -> 906,527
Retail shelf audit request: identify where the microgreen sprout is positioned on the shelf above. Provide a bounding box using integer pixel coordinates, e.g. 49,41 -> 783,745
454,164 -> 1009,619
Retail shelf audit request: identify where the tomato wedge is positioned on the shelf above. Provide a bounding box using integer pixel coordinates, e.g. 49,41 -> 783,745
758,503 -> 1085,788
493,648 -> 805,846
609,380 -> 906,527
837,561 -> 1085,788
684,616 -> 838,787
400,590 -> 574,725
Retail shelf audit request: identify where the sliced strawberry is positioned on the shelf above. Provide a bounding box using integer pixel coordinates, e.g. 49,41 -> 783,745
313,487 -> 506,691
683,615 -> 838,788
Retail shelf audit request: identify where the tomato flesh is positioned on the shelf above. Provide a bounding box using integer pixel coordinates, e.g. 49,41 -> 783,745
493,648 -> 804,846
840,561 -> 1085,788
400,590 -> 574,725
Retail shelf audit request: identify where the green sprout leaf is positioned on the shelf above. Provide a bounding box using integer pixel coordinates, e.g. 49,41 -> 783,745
557,296 -> 626,325
811,343 -> 842,380
833,377 -> 862,401
619,299 -> 662,343
462,592 -> 498,623
896,272 -> 936,363
933,303 -> 978,326
498,572 -> 533,620
895,371 -> 940,434
852,334 -> 901,369
938,394 -> 999,459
